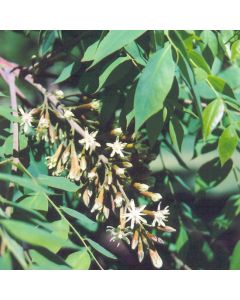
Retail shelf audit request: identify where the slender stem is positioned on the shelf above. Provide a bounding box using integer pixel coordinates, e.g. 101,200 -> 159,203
7,72 -> 19,169
5,71 -> 19,200
14,160 -> 104,270
117,180 -> 130,205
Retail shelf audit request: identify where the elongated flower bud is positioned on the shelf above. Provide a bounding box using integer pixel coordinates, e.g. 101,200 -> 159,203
131,229 -> 139,250
133,182 -> 150,192
149,249 -> 163,269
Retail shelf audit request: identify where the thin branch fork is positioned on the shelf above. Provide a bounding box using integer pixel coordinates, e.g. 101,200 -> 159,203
0,57 -> 87,139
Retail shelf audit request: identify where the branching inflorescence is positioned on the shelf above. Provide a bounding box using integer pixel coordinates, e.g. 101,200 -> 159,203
18,88 -> 175,268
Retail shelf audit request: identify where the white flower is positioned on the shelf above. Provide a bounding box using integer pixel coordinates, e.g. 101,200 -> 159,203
79,128 -> 101,154
125,199 -> 147,229
106,137 -> 127,157
19,106 -> 33,133
107,226 -> 131,247
152,203 -> 170,227
151,193 -> 162,202
114,193 -> 123,208
64,110 -> 74,120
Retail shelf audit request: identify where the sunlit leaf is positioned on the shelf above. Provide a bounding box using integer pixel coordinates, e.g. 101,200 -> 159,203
218,126 -> 238,166
202,98 -> 225,139
134,43 -> 175,131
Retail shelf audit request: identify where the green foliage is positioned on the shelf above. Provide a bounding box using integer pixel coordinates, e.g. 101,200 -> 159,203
134,43 -> 175,131
202,99 -> 225,139
1,30 -> 240,270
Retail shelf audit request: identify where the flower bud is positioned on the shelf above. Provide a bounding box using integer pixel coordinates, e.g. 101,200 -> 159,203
80,155 -> 87,171
113,165 -> 125,177
110,127 -> 122,136
157,225 -> 176,233
149,249 -> 163,269
90,100 -> 101,111
133,182 -> 150,192
131,229 -> 139,250
64,110 -> 74,120
54,90 -> 65,100
82,188 -> 92,207
140,191 -> 162,202
121,161 -> 133,168
114,192 -> 123,208
151,193 -> 162,202
88,171 -> 97,181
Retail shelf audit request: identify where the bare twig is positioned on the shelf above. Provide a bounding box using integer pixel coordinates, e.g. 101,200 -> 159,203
2,70 -> 20,199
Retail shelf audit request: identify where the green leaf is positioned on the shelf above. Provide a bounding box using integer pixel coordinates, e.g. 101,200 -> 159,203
169,117 -> 184,151
194,67 -> 208,82
0,106 -> 18,122
54,62 -> 80,84
230,240 -> 240,270
0,220 -> 78,253
39,31 -> 57,56
0,173 -> 49,194
85,238 -> 117,260
90,30 -> 145,67
37,175 -> 79,192
1,229 -> 27,269
1,134 -> 28,156
0,195 -> 46,221
200,30 -> 218,56
134,43 -> 175,131
0,91 -> 7,97
196,157 -> 233,190
168,31 -> 202,117
188,50 -> 211,74
146,108 -> 166,147
0,251 -> 12,270
231,40 -> 240,62
202,241 -> 214,262
202,98 -> 225,139
218,126 -> 238,166
95,56 -> 129,92
29,249 -> 71,270
82,40 -> 99,62
61,206 -> 98,232
207,75 -> 235,99
51,219 -> 69,240
50,219 -> 70,253
175,225 -> 188,253
66,249 -> 91,270
19,192 -> 49,211
125,41 -> 146,66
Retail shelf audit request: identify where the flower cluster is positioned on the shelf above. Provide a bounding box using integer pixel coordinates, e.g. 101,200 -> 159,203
19,93 -> 175,269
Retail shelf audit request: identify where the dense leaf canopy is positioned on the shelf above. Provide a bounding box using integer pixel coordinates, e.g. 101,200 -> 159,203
1,30 -> 240,270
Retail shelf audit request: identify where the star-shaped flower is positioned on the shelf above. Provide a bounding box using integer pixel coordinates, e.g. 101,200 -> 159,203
19,106 -> 33,133
79,128 -> 101,154
125,199 -> 147,229
106,137 -> 127,158
152,202 -> 170,227
106,226 -> 132,247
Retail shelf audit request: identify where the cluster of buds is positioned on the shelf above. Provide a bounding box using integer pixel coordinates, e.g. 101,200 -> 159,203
18,91 -> 175,269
